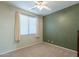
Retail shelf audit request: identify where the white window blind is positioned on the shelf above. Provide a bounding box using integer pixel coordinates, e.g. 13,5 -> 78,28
29,17 -> 37,34
19,13 -> 37,35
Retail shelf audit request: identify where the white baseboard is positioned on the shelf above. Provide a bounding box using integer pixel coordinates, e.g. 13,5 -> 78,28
0,41 -> 42,55
0,42 -> 77,55
44,42 -> 77,53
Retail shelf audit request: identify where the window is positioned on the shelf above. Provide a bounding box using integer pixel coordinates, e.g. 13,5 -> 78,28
29,17 -> 37,34
19,13 -> 37,35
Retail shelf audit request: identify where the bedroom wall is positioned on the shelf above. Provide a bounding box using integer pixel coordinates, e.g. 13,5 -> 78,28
0,2 -> 43,54
43,4 -> 79,50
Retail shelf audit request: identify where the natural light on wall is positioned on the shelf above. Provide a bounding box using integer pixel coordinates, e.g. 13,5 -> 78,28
19,13 -> 37,35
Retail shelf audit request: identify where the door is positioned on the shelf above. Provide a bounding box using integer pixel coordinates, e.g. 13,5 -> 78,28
77,31 -> 79,57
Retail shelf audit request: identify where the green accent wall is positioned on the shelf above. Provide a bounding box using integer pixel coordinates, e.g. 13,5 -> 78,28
43,4 -> 79,50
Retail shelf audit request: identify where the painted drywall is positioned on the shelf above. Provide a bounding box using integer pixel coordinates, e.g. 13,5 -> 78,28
43,4 -> 79,50
0,2 -> 43,54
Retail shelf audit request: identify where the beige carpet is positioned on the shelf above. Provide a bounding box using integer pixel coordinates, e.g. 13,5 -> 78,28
0,42 -> 77,57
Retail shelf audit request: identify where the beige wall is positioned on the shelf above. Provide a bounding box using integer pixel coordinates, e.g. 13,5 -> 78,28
0,2 -> 43,54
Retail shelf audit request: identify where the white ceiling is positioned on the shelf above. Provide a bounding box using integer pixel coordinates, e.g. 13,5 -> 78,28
4,1 -> 79,16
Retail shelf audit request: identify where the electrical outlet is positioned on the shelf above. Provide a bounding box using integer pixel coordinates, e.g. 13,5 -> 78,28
51,41 -> 54,43
47,40 -> 50,42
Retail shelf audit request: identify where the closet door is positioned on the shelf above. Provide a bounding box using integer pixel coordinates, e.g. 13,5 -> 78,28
77,31 -> 79,57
